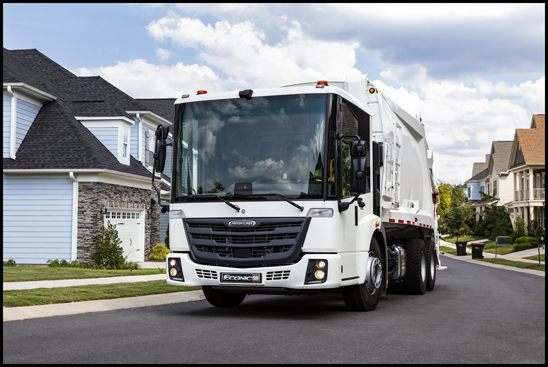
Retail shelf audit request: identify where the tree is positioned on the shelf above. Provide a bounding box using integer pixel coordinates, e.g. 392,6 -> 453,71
479,204 -> 513,241
510,216 -> 527,242
445,184 -> 472,240
436,180 -> 453,234
528,219 -> 545,266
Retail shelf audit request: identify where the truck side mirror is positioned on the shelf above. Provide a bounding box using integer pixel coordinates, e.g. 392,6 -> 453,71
350,140 -> 367,195
153,125 -> 169,173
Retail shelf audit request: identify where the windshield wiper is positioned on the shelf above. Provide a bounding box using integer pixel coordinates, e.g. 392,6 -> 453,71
188,195 -> 240,212
240,193 -> 304,212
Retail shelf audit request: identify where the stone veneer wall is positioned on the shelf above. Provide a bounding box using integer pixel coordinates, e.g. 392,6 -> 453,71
77,182 -> 160,264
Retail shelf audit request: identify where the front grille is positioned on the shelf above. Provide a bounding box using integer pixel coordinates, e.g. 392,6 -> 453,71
196,269 -> 218,279
195,244 -> 293,258
266,270 -> 290,280
184,218 -> 311,267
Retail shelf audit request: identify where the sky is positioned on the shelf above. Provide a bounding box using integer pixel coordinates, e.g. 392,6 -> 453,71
3,3 -> 545,185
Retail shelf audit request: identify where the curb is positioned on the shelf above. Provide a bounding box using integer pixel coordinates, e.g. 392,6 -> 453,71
3,290 -> 205,322
439,252 -> 545,277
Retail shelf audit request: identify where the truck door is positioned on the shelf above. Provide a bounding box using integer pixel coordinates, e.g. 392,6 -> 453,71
338,97 -> 372,254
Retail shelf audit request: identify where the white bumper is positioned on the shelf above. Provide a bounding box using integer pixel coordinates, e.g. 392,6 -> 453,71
166,252 -> 351,290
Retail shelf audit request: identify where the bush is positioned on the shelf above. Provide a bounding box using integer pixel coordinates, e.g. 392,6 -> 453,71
3,259 -> 16,267
515,236 -> 537,244
92,221 -> 126,269
511,216 -> 527,242
149,243 -> 171,261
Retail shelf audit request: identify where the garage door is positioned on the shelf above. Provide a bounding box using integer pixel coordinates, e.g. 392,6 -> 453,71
104,210 -> 144,263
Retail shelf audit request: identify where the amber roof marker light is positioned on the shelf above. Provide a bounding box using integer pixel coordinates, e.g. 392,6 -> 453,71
197,90 -> 207,95
369,88 -> 376,94
316,80 -> 329,88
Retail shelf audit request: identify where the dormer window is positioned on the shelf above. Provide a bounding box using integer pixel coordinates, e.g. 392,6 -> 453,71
123,127 -> 129,158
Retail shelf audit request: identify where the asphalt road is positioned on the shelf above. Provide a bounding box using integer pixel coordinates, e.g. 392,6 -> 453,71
3,257 -> 545,364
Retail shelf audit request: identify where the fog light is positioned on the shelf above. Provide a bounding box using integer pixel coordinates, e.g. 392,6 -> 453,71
316,260 -> 326,269
170,259 -> 176,267
315,270 -> 325,280
170,268 -> 178,277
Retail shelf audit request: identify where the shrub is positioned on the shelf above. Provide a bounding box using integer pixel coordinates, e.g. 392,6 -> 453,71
71,260 -> 80,267
511,216 -> 527,242
92,221 -> 125,269
149,243 -> 171,261
3,259 -> 16,267
47,259 -> 60,267
515,237 -> 537,244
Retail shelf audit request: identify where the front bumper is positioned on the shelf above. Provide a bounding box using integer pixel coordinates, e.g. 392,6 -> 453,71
166,252 -> 346,290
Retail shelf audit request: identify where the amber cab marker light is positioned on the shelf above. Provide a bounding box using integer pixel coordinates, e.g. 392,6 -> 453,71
197,90 -> 207,95
369,88 -> 375,93
316,80 -> 328,88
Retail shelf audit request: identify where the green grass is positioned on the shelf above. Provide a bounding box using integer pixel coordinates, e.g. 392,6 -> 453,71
442,235 -> 486,244
523,253 -> 545,261
3,266 -> 165,282
3,280 -> 201,307
439,245 -> 458,255
477,258 -> 545,272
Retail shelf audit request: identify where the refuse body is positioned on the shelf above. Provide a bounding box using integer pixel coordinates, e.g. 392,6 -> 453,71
470,242 -> 485,259
455,241 -> 468,256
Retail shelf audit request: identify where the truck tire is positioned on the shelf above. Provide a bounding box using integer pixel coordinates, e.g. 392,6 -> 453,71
425,239 -> 436,291
403,238 -> 427,295
202,286 -> 246,307
342,237 -> 382,311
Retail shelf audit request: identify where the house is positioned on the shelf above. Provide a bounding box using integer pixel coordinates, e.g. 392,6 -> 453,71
3,48 -> 175,264
465,158 -> 488,201
465,141 -> 514,221
506,114 -> 545,228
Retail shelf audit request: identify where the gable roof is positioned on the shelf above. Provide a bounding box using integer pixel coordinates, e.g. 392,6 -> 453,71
510,114 -> 545,168
471,161 -> 488,178
489,141 -> 513,175
3,48 -> 173,177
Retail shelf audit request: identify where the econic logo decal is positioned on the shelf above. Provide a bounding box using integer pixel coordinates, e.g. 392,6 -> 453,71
228,220 -> 257,227
221,273 -> 261,283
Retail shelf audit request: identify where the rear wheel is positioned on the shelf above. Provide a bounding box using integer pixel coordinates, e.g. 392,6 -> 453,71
342,237 -> 383,311
403,238 -> 427,295
202,286 -> 246,307
425,239 -> 437,291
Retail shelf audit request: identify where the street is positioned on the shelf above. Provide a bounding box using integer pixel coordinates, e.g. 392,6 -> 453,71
3,256 -> 545,364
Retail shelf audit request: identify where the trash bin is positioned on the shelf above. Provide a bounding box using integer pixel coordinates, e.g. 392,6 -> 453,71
455,241 -> 468,256
470,242 -> 485,259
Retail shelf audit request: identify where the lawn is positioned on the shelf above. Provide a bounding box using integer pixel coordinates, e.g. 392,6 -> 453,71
3,280 -> 201,307
442,235 -> 486,244
3,266 -> 165,282
478,258 -> 545,272
523,253 -> 545,261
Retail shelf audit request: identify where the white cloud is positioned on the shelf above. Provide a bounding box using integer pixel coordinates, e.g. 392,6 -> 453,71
146,16 -> 361,88
71,59 -> 222,98
156,48 -> 174,61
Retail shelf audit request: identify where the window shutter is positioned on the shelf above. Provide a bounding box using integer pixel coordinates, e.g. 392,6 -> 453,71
145,130 -> 149,166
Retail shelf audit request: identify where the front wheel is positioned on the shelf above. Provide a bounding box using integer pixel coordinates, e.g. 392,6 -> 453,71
342,237 -> 383,311
202,286 -> 246,307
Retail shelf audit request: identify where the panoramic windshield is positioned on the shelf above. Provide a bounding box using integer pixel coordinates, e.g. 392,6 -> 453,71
173,94 -> 328,201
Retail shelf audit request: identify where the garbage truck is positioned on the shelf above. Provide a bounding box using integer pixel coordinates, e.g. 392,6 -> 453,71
151,74 -> 442,311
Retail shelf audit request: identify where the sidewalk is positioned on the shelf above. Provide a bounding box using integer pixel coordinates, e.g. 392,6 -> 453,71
439,238 -> 545,264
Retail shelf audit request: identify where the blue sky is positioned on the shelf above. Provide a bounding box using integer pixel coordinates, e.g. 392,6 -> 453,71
3,3 -> 545,184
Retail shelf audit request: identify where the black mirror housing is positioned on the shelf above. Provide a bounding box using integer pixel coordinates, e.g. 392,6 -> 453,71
350,140 -> 367,195
153,125 -> 168,173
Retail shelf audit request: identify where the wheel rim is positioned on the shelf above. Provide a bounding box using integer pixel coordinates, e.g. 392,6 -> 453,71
366,252 -> 382,295
420,251 -> 426,283
430,251 -> 436,280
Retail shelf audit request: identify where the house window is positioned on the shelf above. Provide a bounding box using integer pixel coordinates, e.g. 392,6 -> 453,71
148,129 -> 156,167
468,187 -> 471,198
123,127 -> 129,158
493,180 -> 497,197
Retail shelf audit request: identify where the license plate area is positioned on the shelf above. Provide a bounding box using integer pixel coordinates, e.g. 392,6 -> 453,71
220,273 -> 262,284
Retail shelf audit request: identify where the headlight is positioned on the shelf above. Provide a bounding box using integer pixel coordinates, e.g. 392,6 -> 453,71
316,260 -> 326,269
170,268 -> 178,277
169,210 -> 185,219
306,208 -> 334,218
315,270 -> 325,280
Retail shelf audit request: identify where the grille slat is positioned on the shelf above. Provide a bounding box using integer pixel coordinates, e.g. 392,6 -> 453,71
196,269 -> 218,279
266,270 -> 290,280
